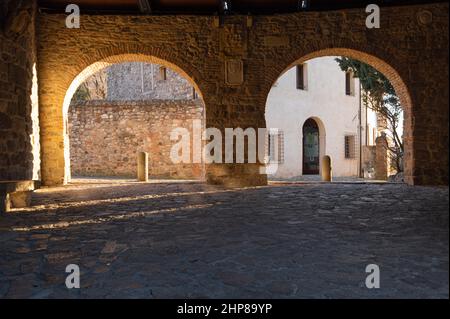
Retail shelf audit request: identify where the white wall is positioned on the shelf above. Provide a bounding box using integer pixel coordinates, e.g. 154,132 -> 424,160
265,56 -> 363,178
364,103 -> 378,146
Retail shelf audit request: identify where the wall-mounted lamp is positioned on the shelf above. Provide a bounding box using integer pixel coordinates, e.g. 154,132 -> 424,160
220,0 -> 231,15
298,0 -> 310,11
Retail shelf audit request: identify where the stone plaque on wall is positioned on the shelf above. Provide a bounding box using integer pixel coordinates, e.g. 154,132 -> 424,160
225,59 -> 244,86
219,24 -> 248,56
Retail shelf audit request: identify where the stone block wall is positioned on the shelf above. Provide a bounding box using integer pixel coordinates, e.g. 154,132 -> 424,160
106,62 -> 195,101
36,2 -> 449,186
68,100 -> 205,179
0,0 -> 40,181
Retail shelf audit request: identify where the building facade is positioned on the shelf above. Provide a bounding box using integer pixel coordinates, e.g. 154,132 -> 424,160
265,57 -> 379,179
106,62 -> 196,101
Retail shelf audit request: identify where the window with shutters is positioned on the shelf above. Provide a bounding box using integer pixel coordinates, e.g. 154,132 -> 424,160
344,135 -> 357,159
296,64 -> 307,90
159,66 -> 167,81
345,71 -> 355,96
268,130 -> 285,164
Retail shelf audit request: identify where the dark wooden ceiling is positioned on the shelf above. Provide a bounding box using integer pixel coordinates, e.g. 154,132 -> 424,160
38,0 -> 447,14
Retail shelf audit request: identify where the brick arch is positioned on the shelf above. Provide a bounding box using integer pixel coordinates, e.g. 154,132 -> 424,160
63,52 -> 205,113
60,43 -> 206,95
263,47 -> 412,112
62,53 -> 206,116
41,50 -> 207,186
263,48 -> 414,184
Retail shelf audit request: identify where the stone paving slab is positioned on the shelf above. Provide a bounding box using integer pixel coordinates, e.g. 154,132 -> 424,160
0,182 -> 448,298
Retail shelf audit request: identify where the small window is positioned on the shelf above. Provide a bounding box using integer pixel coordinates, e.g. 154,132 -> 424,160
159,66 -> 167,81
345,135 -> 357,159
268,130 -> 285,163
192,87 -> 198,100
296,64 -> 307,90
345,71 -> 355,96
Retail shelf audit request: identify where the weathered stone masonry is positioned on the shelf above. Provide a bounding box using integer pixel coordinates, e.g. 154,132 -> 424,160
2,1 -> 447,187
0,0 -> 40,181
69,100 -> 204,179
106,62 -> 195,101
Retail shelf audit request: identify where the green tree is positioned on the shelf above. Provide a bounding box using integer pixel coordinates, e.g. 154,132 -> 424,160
72,83 -> 91,102
335,57 -> 404,173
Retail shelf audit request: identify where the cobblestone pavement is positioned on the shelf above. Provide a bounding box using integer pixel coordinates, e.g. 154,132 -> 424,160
269,175 -> 369,182
0,181 -> 448,298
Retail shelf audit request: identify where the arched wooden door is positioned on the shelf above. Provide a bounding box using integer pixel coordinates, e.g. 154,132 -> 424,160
302,118 -> 320,175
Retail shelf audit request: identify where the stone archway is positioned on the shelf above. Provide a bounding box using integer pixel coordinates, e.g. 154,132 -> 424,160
39,51 -> 206,186
36,3 -> 448,187
263,48 -> 414,184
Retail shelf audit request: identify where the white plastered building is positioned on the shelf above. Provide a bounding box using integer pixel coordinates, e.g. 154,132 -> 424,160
265,56 -> 379,179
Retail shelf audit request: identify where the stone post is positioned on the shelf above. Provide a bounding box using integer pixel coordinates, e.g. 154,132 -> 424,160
321,155 -> 332,182
375,134 -> 389,181
137,152 -> 149,182
0,193 -> 11,214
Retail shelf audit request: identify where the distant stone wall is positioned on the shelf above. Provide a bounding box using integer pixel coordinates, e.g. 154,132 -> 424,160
106,62 -> 195,101
68,100 -> 204,179
0,0 -> 40,181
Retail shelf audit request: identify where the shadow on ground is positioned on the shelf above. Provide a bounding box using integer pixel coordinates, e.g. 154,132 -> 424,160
0,181 -> 448,298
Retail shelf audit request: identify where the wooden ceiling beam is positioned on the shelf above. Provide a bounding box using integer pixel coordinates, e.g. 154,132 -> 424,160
138,0 -> 152,14
37,0 -> 448,15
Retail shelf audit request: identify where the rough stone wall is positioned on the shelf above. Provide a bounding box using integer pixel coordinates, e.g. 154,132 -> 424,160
36,3 -> 449,186
0,0 -> 40,181
106,62 -> 195,101
68,100 -> 205,179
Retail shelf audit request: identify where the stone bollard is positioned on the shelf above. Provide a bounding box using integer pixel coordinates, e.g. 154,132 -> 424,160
0,193 -> 11,213
375,135 -> 389,181
137,152 -> 149,182
321,155 -> 332,182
